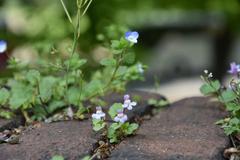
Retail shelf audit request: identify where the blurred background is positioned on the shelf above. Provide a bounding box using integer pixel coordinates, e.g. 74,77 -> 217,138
1,0 -> 240,101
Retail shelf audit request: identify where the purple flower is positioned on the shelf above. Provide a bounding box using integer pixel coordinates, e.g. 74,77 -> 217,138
123,95 -> 137,110
92,106 -> 105,120
0,40 -> 7,53
124,94 -> 130,101
125,31 -> 139,44
114,109 -> 128,123
228,62 -> 240,76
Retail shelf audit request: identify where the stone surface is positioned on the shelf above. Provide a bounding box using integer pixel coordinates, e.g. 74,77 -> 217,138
0,91 -> 163,160
110,97 -> 230,160
0,119 -> 9,128
0,121 -> 95,160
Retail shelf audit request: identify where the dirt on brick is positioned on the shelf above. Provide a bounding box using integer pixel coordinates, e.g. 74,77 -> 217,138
110,97 -> 230,160
0,91 -> 163,160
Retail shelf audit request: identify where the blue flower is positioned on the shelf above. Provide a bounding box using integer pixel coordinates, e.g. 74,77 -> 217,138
125,31 -> 139,43
228,62 -> 240,76
0,40 -> 7,53
114,109 -> 128,123
92,106 -> 106,120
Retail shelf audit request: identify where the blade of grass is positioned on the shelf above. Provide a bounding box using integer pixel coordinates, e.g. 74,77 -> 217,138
82,0 -> 93,16
60,0 -> 73,24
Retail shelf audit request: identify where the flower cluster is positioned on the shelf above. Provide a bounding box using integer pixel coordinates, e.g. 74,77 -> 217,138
91,94 -> 138,143
92,94 -> 137,123
200,62 -> 240,135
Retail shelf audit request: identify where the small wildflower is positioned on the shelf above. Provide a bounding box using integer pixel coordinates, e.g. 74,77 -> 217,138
203,70 -> 213,78
228,62 -> 240,76
92,106 -> 105,120
125,31 -> 139,44
137,63 -> 144,74
208,72 -> 213,78
114,109 -> 128,123
0,40 -> 7,53
123,95 -> 137,110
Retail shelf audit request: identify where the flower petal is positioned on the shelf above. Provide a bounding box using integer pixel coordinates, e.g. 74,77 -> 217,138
131,101 -> 137,106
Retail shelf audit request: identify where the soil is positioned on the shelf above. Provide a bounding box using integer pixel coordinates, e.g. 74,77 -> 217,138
110,97 -> 230,160
0,117 -> 24,132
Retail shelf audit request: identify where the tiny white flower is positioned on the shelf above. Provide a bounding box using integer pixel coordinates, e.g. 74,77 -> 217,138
92,106 -> 105,120
204,70 -> 208,74
208,72 -> 213,78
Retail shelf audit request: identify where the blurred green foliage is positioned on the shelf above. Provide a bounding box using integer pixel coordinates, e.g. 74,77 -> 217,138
2,0 -> 240,42
0,0 -> 240,66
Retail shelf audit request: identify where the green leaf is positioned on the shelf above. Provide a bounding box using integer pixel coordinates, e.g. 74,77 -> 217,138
9,82 -> 34,110
229,117 -> 239,125
226,103 -> 240,112
0,110 -> 14,119
125,123 -> 139,135
92,119 -> 106,131
220,89 -> 237,103
26,69 -> 41,85
82,80 -> 103,98
31,105 -> 47,121
109,136 -> 118,143
0,88 -> 10,105
51,155 -> 64,160
100,58 -> 116,66
215,119 -> 225,125
110,38 -> 129,54
122,52 -> 135,64
200,80 -> 220,95
39,76 -> 57,102
67,87 -> 81,105
111,40 -> 120,50
116,66 -> 128,76
108,103 -> 123,119
48,100 -> 66,113
64,55 -> 87,70
107,123 -> 122,143
81,156 -> 91,160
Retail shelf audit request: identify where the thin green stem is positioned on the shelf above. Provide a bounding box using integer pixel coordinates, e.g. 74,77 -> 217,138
65,0 -> 82,106
60,0 -> 73,24
82,0 -> 93,16
36,81 -> 49,116
85,52 -> 125,100
77,73 -> 83,106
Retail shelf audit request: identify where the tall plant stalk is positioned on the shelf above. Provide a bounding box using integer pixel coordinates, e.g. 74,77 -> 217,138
60,0 -> 92,106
